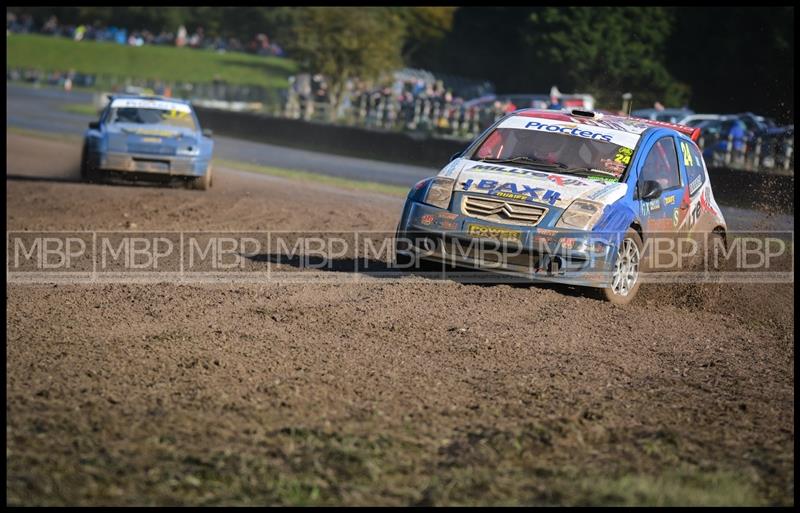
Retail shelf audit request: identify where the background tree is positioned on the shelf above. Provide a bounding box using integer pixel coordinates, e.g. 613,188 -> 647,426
281,7 -> 406,121
526,7 -> 689,109
394,7 -> 458,63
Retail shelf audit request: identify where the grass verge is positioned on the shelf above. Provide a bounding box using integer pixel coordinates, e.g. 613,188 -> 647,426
8,34 -> 295,89
59,103 -> 100,116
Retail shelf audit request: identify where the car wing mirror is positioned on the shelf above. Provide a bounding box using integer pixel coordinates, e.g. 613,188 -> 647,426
88,121 -> 100,129
639,180 -> 663,201
202,128 -> 213,138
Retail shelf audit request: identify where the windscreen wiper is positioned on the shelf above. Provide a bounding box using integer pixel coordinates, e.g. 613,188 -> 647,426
476,156 -> 568,169
562,167 -> 621,179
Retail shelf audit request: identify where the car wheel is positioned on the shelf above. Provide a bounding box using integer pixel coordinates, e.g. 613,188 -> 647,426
602,228 -> 643,305
80,144 -> 96,182
189,166 -> 212,191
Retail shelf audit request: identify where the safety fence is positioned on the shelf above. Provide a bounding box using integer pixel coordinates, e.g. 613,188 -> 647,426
283,91 -> 504,141
8,66 -> 794,174
698,131 -> 794,175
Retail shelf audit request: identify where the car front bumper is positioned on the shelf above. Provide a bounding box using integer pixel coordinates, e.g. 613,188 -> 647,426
397,201 -> 617,288
89,151 -> 210,177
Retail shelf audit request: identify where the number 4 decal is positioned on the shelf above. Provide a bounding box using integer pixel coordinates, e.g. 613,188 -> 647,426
680,141 -> 695,167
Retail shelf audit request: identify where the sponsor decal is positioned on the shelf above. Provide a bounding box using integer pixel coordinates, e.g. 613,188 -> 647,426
648,218 -> 674,231
613,147 -> 633,165
141,137 -> 162,144
641,198 -> 660,216
699,188 -> 716,216
461,178 -> 562,206
466,223 -> 522,242
672,209 -> 680,227
110,98 -> 192,113
418,212 -> 461,230
523,120 -> 614,143
567,116 -> 651,134
585,183 -> 628,204
469,164 -> 590,187
438,158 -> 463,178
586,175 -> 619,184
689,175 -> 703,195
122,128 -> 180,137
599,159 -> 626,175
664,195 -> 676,205
536,228 -> 557,236
559,237 -> 576,250
498,116 -> 641,149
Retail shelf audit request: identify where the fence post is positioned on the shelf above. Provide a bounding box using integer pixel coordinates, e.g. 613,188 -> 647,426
432,101 -> 442,134
411,98 -> 422,130
753,137 -> 762,171
783,136 -> 793,172
724,133 -> 733,166
422,99 -> 432,131
451,105 -> 461,137
471,108 -> 480,137
386,97 -> 397,130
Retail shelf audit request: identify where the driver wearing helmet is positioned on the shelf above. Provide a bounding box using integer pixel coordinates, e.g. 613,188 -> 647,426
530,132 -> 569,164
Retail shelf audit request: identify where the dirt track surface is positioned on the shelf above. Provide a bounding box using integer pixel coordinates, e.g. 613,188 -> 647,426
6,133 -> 794,505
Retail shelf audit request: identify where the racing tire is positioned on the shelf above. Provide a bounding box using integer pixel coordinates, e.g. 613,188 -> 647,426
80,144 -> 97,183
601,228 -> 644,305
189,165 -> 212,191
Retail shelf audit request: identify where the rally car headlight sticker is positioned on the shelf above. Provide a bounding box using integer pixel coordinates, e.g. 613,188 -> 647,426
556,199 -> 604,231
424,177 -> 455,209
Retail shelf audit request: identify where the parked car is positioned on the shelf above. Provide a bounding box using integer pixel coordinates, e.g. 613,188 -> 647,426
395,109 -> 726,304
81,95 -> 214,189
678,114 -> 725,127
631,108 -> 695,124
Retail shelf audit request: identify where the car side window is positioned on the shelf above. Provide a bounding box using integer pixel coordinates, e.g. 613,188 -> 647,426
679,140 -> 706,196
640,137 -> 682,190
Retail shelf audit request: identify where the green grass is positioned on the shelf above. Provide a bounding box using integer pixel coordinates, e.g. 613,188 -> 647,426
214,158 -> 409,197
570,469 -> 763,507
7,34 -> 296,89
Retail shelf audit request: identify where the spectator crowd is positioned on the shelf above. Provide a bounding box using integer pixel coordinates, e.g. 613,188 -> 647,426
7,12 -> 285,57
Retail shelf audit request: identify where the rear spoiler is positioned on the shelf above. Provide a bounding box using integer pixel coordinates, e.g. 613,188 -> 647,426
631,117 -> 702,142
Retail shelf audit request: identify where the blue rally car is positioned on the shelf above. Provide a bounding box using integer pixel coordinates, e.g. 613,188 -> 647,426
81,95 -> 214,189
395,109 -> 728,304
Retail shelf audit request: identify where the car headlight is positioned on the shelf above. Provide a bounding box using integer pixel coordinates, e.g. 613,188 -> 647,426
423,177 -> 455,209
177,146 -> 200,156
556,199 -> 604,231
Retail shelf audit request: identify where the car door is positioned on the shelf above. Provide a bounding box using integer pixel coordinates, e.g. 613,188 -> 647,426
675,138 -> 715,235
636,135 -> 687,270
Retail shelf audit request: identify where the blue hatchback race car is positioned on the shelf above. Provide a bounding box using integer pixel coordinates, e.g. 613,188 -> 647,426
395,109 -> 728,304
81,95 -> 214,190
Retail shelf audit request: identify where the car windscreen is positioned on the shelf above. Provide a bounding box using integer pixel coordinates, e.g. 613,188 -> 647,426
472,126 -> 634,180
108,107 -> 197,130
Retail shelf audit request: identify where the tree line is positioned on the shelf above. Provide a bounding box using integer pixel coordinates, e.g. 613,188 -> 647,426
9,6 -> 793,122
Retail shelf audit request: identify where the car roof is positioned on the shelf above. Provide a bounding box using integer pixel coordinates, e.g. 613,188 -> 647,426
108,94 -> 192,105
512,108 -> 701,141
